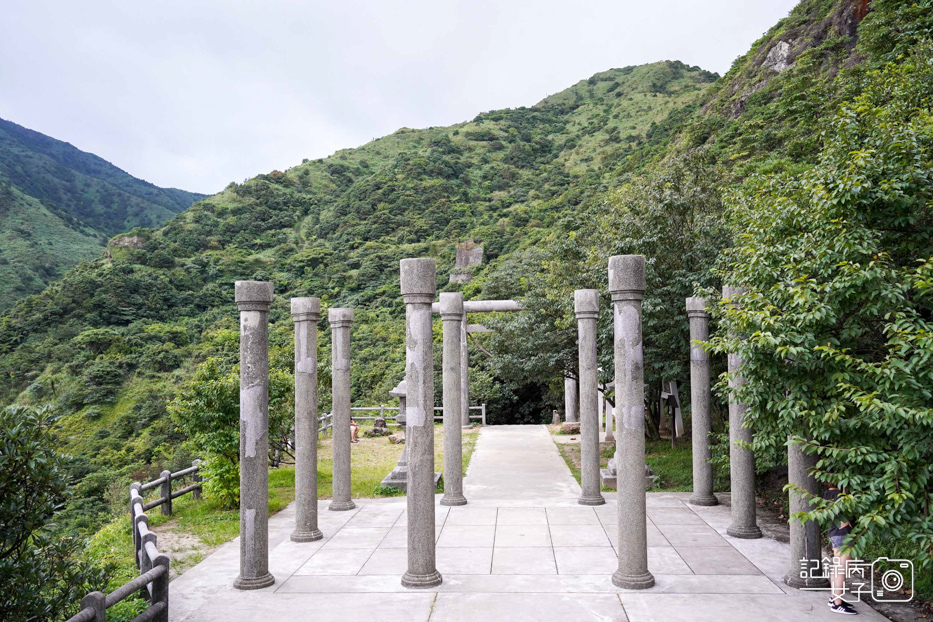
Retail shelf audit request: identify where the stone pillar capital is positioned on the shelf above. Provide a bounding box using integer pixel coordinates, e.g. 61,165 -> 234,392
608,255 -> 645,302
400,258 -> 436,305
235,281 -> 273,311
722,285 -> 747,307
328,307 -> 354,328
685,297 -> 709,319
290,297 -> 321,323
574,289 -> 599,319
439,292 -> 464,320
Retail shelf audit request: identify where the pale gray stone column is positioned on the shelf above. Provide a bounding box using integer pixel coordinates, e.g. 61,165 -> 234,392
328,308 -> 356,512
605,400 -> 615,443
686,297 -> 718,507
291,297 -> 324,542
609,256 -> 655,590
724,286 -> 762,539
440,293 -> 467,506
784,437 -> 828,588
564,376 -> 579,423
400,258 -> 443,589
575,289 -> 604,506
460,311 -> 471,428
233,281 -> 275,590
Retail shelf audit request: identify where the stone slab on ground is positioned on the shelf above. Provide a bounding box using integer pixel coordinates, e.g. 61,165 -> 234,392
169,425 -> 891,622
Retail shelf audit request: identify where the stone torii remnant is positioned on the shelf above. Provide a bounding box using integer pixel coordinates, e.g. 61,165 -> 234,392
429,298 -> 524,429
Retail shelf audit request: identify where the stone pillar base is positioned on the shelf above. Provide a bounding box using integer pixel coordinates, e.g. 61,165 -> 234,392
328,500 -> 357,512
688,494 -> 719,507
440,493 -> 467,506
727,524 -> 763,539
401,570 -> 443,589
290,528 -> 323,543
233,572 -> 275,590
600,466 -> 655,490
784,573 -> 830,589
381,471 -> 442,493
611,570 -> 655,590
578,494 -> 606,506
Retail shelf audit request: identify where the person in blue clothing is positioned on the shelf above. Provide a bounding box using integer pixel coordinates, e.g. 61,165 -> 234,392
824,482 -> 857,616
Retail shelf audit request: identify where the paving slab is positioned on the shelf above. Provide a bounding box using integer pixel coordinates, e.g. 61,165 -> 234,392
168,426 -> 891,622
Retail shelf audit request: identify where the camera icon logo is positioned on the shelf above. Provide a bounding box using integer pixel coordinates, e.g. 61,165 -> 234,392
871,558 -> 913,602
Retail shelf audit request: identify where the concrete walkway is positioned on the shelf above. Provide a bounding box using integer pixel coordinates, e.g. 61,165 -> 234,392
169,425 -> 890,622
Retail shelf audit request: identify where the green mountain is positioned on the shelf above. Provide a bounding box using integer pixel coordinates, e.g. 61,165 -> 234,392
1,0 -> 928,532
0,118 -> 205,309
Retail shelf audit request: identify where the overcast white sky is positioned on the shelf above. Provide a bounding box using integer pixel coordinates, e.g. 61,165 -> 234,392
0,1 -> 799,195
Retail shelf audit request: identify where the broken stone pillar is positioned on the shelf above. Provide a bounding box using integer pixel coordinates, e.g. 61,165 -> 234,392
564,376 -> 579,423
400,258 -> 443,589
440,292 -> 467,507
686,297 -> 718,507
784,437 -> 828,588
328,308 -> 356,512
724,286 -> 762,539
460,311 -> 471,428
575,289 -> 604,507
609,255 -> 655,590
291,297 -> 324,542
233,281 -> 275,590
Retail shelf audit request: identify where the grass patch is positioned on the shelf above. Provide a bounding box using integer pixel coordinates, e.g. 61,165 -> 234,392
554,437 -> 729,493
88,422 -> 483,597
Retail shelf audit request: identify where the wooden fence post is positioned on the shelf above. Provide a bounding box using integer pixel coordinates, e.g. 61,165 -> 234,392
81,591 -> 106,622
191,460 -> 202,500
152,552 -> 170,622
160,470 -> 172,516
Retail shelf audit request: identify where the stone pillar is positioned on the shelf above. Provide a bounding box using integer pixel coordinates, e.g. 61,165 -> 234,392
609,256 -> 655,590
784,438 -> 828,588
575,289 -> 605,506
605,400 -> 615,443
724,286 -> 762,539
440,293 -> 468,506
686,297 -> 717,507
564,376 -> 579,423
291,297 -> 324,542
460,311 -> 471,428
328,308 -> 356,512
233,281 -> 275,590
400,258 -> 443,589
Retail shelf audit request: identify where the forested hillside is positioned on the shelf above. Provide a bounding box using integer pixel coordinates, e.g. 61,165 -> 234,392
0,118 -> 205,309
1,0 -> 930,559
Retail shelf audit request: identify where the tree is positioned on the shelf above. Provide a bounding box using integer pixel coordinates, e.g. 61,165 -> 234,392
0,405 -> 108,622
710,49 -> 933,565
168,357 -> 294,508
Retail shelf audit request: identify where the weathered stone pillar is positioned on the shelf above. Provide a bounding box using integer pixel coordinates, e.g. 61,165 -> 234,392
400,258 -> 443,589
609,256 -> 655,590
564,376 -> 579,423
233,281 -> 275,590
575,289 -> 604,507
605,400 -> 615,443
440,293 -> 467,506
724,286 -> 762,539
328,308 -> 356,512
291,297 -> 324,542
460,311 -> 471,428
784,437 -> 828,588
686,297 -> 717,507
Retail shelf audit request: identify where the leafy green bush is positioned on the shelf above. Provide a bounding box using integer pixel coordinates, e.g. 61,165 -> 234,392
711,48 -> 933,566
0,405 -> 109,621
169,357 -> 294,508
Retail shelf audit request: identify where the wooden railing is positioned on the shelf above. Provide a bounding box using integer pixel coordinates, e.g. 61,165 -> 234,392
65,462 -> 203,622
